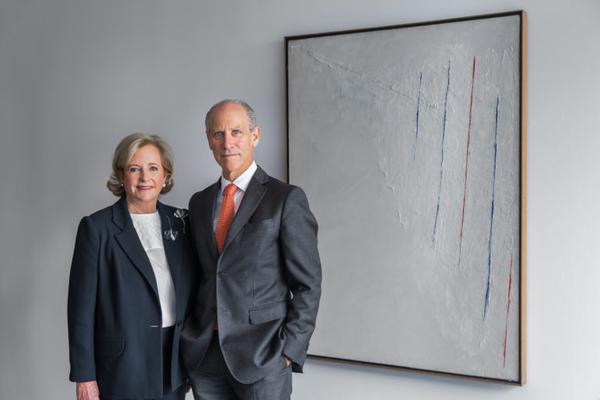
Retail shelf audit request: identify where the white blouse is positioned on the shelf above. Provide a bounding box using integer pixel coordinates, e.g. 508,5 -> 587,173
130,212 -> 176,327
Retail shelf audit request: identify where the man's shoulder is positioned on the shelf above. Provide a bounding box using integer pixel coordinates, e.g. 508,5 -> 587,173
189,181 -> 220,214
258,168 -> 299,192
263,174 -> 306,198
191,181 -> 219,199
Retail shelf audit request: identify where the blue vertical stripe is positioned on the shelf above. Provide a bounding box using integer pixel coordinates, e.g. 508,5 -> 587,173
484,96 -> 500,319
432,62 -> 451,244
413,72 -> 423,161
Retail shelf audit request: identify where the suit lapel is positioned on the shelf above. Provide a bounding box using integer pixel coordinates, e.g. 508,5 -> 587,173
222,167 -> 269,254
112,198 -> 160,299
196,181 -> 220,263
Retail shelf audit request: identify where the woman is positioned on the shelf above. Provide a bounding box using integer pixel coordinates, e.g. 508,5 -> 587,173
67,133 -> 196,400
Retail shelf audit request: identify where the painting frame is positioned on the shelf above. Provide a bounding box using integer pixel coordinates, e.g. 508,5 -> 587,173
286,10 -> 526,385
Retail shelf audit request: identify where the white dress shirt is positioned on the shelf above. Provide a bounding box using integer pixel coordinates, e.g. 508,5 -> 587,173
130,211 -> 176,327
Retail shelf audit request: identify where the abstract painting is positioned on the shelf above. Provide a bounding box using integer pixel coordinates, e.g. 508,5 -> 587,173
286,11 -> 526,384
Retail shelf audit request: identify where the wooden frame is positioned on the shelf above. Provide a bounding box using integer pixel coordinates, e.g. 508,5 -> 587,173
286,11 -> 526,384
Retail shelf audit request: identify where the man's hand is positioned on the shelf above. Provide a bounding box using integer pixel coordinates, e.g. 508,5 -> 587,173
283,356 -> 292,367
76,381 -> 99,400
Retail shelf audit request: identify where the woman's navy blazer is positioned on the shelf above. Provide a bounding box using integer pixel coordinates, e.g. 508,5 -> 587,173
67,197 -> 197,399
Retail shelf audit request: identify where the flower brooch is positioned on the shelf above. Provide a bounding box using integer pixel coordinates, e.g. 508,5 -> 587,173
163,208 -> 188,241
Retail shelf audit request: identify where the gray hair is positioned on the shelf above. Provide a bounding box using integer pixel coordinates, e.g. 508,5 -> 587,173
106,133 -> 174,197
205,99 -> 257,133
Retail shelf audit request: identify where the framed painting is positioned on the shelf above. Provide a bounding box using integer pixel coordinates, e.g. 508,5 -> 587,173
286,11 -> 526,384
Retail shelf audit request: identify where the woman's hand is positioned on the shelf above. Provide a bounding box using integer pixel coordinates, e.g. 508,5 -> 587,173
76,381 -> 99,400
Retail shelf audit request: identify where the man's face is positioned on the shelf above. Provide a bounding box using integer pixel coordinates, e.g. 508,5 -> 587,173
206,103 -> 260,181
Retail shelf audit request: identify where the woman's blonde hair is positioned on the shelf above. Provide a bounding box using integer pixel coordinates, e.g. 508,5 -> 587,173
106,133 -> 174,196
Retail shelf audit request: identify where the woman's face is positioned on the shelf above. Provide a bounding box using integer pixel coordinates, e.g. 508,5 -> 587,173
122,144 -> 167,213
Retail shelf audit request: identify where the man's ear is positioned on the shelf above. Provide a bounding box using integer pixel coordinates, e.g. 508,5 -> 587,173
251,126 -> 261,148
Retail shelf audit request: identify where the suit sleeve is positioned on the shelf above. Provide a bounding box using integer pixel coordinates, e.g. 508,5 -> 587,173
280,186 -> 322,371
67,216 -> 99,382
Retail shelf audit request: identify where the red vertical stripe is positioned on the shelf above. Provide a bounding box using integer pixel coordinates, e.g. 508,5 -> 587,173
503,256 -> 513,368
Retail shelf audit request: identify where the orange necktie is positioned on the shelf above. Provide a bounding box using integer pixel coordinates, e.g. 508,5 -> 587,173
215,183 -> 237,254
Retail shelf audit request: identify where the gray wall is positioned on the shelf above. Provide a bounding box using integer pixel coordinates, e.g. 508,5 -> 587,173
1,0 -> 599,399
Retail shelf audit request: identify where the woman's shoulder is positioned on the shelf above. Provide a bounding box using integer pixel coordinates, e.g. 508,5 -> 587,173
87,204 -> 113,219
72,203 -> 117,242
73,204 -> 106,224
77,200 -> 121,229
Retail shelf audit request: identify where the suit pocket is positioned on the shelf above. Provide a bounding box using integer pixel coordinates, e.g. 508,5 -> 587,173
95,334 -> 125,358
249,300 -> 288,325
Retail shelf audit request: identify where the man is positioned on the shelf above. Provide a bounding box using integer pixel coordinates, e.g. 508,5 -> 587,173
181,99 -> 322,400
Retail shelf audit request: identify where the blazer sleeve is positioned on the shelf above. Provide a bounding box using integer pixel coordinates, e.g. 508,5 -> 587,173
280,186 -> 322,371
67,216 -> 99,382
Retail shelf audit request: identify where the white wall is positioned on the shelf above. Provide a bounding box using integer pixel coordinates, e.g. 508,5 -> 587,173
1,0 -> 599,399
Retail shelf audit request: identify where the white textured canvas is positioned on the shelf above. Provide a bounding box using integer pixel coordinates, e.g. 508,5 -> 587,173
288,13 -> 523,382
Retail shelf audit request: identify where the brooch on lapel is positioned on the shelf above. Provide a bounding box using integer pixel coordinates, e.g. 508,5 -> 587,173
163,215 -> 179,242
163,209 -> 188,242
173,208 -> 188,234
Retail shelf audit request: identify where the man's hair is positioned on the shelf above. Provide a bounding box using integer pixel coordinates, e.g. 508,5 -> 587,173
205,99 -> 257,132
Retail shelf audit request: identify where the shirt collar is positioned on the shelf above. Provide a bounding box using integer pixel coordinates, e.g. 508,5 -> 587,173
220,161 -> 257,194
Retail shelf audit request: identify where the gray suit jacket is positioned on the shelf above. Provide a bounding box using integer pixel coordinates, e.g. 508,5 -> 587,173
181,166 -> 321,384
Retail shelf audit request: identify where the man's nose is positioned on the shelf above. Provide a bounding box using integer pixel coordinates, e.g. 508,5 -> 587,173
223,131 -> 235,148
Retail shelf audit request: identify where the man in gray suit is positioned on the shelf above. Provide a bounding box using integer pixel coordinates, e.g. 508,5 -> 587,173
181,99 -> 322,400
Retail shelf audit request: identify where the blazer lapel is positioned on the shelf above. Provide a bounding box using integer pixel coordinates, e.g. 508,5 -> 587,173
157,202 -> 182,295
112,198 -> 160,299
222,167 -> 269,254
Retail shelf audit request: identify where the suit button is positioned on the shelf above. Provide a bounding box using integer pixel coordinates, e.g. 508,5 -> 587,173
216,272 -> 222,278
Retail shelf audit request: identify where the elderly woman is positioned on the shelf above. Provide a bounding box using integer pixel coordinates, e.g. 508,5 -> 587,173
67,133 -> 196,400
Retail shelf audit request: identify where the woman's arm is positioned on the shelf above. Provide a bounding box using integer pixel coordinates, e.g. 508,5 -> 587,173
67,217 -> 100,386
